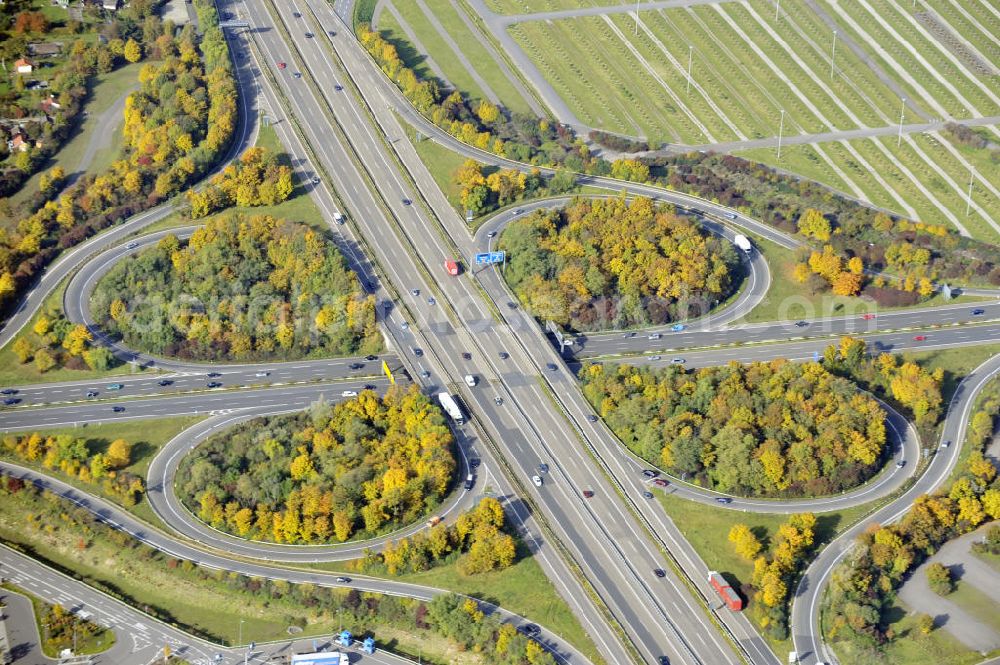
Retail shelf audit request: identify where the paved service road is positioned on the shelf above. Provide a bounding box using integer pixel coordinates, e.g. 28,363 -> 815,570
0,586 -> 59,665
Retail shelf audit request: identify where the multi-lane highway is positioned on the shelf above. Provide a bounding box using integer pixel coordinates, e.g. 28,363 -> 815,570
240,2 -> 762,663
1,2 -> 999,665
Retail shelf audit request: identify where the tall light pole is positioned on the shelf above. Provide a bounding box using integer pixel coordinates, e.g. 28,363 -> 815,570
777,109 -> 786,160
966,167 -> 975,216
830,30 -> 837,78
686,45 -> 693,95
897,98 -> 906,147
238,618 -> 244,646
635,0 -> 640,35
775,0 -> 780,21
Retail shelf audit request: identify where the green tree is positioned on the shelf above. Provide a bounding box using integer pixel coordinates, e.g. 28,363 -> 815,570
34,348 -> 55,372
926,562 -> 953,595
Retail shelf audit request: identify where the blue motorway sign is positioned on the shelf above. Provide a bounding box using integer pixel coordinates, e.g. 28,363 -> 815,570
475,251 -> 506,266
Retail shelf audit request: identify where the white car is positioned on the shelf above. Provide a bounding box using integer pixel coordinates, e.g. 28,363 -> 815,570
532,475 -> 543,487
254,371 -> 269,377
341,390 -> 358,398
464,374 -> 477,387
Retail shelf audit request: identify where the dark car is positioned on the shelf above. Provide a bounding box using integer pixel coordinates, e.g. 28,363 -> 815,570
795,321 -> 808,327
642,469 -> 658,478
3,397 -> 19,406
413,348 -> 423,357
538,463 -> 549,473
0,388 -> 16,395
642,491 -> 654,499
207,372 -> 222,378
586,414 -> 598,422
349,363 -> 364,370
517,624 -> 540,637
470,458 -> 480,469
462,352 -> 472,360
207,381 -> 223,388
659,658 -> 670,665
304,32 -> 314,38
293,72 -> 302,79
86,391 -> 99,398
972,308 -> 986,315
715,497 -> 732,504
363,385 -> 376,391
334,84 -> 343,91
328,30 -> 337,36
112,406 -> 126,412
507,301 -> 517,309
654,569 -> 666,578
402,198 -> 412,206
292,11 -> 301,17
653,478 -> 669,488
158,380 -> 173,386
335,577 -> 351,583
546,363 -> 557,371
365,355 -> 378,361
499,351 -> 509,360
582,490 -> 594,498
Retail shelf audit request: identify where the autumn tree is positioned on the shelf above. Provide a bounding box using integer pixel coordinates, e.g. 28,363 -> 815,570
796,208 -> 832,241
925,562 -> 953,595
728,523 -> 763,561
106,439 -> 132,469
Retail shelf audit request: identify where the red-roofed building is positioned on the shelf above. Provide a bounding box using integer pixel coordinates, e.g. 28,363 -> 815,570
14,58 -> 34,74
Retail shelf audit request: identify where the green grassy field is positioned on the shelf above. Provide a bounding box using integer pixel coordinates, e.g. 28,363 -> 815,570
947,580 -> 1000,634
0,416 -> 203,527
488,0 -> 1000,240
380,0 -> 535,116
395,550 -> 604,664
973,548 -> 1000,574
141,125 -> 326,236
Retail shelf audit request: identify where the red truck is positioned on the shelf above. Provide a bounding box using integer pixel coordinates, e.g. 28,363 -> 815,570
444,259 -> 460,276
708,571 -> 743,611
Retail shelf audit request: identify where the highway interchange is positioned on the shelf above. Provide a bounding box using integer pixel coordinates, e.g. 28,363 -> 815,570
0,2 -> 999,665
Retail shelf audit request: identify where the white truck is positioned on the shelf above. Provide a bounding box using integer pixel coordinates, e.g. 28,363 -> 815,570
734,234 -> 752,255
437,392 -> 465,424
464,374 -> 477,387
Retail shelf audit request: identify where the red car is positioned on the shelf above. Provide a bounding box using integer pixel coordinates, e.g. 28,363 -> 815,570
914,335 -> 927,341
652,479 -> 669,488
277,61 -> 287,70
862,313 -> 876,320
582,490 -> 594,498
